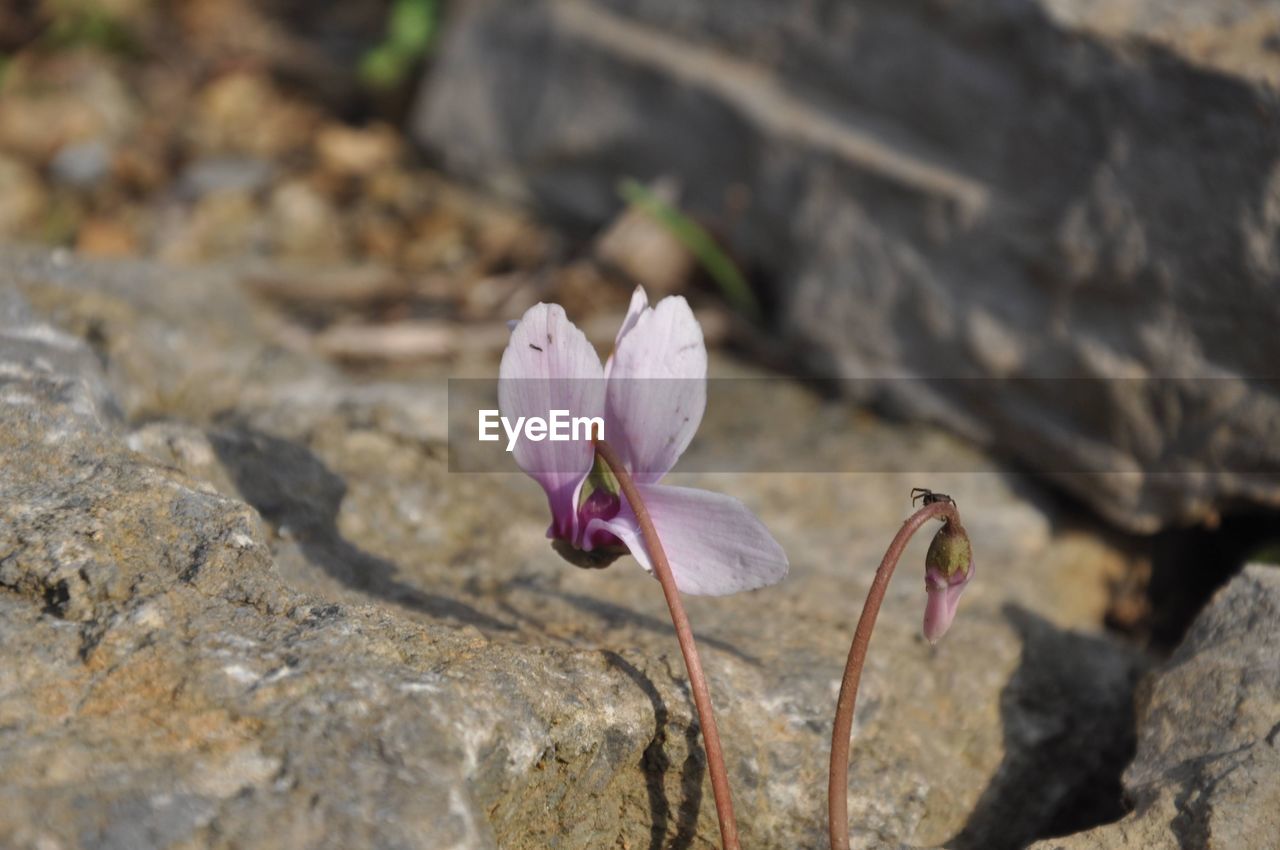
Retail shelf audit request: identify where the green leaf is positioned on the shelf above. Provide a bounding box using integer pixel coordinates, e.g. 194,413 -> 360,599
618,178 -> 760,320
389,0 -> 437,53
359,45 -> 408,89
360,0 -> 437,89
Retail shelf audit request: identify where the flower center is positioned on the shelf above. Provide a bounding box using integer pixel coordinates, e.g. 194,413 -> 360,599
579,484 -> 622,529
575,453 -> 626,553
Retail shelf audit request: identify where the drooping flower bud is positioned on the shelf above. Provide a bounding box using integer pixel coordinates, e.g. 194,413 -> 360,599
923,518 -> 973,644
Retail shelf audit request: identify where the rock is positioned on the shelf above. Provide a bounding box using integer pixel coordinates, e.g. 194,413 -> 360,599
155,189 -> 266,264
410,0 -> 1280,534
0,247 -> 1148,848
315,123 -> 403,178
1039,1 -> 1280,84
0,52 -> 137,161
593,178 -> 696,298
169,0 -> 392,108
0,153 -> 45,236
1029,564 -> 1280,850
49,139 -> 112,189
269,179 -> 348,261
76,218 -> 139,258
178,157 -> 276,200
192,72 -> 321,159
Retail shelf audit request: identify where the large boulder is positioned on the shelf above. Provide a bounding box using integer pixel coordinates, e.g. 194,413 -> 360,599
411,0 -> 1280,534
1030,564 -> 1280,850
0,247 -> 1151,847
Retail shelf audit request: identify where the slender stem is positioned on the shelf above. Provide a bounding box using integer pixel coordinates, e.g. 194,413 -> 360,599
828,501 -> 961,850
595,438 -> 741,850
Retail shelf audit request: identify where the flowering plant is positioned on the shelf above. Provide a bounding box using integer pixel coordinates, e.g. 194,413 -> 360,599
497,289 -> 973,850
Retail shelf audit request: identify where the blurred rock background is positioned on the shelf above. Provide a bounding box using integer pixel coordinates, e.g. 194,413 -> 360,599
1,1 -> 1279,848
414,0 -> 1280,536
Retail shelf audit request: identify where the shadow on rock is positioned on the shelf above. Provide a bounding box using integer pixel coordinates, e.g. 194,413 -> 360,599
209,424 -> 512,632
604,652 -> 704,850
949,604 -> 1144,850
511,573 -> 760,664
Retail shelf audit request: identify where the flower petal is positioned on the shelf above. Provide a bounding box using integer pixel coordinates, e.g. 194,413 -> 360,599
587,483 -> 788,596
499,303 -> 604,539
604,295 -> 707,482
605,286 -> 650,377
922,563 -> 974,644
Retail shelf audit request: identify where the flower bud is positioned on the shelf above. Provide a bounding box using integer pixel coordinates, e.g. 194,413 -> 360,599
923,519 -> 973,644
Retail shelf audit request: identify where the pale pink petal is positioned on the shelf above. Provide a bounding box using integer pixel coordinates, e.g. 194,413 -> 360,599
604,296 -> 707,482
923,563 -> 974,644
499,303 -> 604,540
604,286 -> 650,377
586,483 -> 788,596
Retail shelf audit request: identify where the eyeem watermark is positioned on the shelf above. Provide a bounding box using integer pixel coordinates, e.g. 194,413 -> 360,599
478,409 -> 604,452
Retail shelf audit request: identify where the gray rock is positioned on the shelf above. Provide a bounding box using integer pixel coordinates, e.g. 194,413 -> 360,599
49,140 -> 112,189
1029,564 -> 1280,850
1,246 -> 1147,848
178,157 -> 276,200
410,0 -> 1280,534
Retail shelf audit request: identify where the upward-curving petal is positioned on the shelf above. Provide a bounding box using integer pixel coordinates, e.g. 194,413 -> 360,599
499,303 -> 605,540
604,295 -> 707,483
604,286 -> 650,377
585,483 -> 788,596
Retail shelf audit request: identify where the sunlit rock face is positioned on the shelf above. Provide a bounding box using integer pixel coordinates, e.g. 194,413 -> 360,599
1,248 -> 1148,848
1030,564 -> 1280,850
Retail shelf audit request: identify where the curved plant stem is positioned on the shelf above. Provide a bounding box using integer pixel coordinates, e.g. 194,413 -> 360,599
828,501 -> 961,850
595,438 -> 741,850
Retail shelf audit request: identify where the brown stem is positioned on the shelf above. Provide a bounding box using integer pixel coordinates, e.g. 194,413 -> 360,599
828,501 -> 961,850
595,438 -> 741,850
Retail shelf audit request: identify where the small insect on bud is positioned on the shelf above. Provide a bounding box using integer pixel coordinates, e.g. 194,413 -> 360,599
922,513 -> 973,644
911,487 -> 955,508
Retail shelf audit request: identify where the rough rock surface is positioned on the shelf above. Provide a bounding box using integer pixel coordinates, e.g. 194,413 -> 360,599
1,246 -> 1147,849
411,0 -> 1280,534
1030,564 -> 1280,850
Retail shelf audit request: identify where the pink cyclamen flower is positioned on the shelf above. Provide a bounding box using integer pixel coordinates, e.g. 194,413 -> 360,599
498,287 -> 788,595
922,518 -> 974,643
